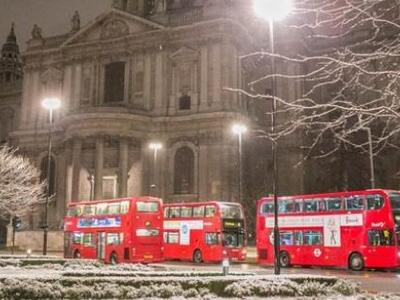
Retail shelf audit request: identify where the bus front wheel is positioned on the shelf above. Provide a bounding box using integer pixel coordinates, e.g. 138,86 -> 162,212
279,251 -> 291,267
193,249 -> 202,263
110,252 -> 118,265
349,253 -> 364,271
73,250 -> 81,259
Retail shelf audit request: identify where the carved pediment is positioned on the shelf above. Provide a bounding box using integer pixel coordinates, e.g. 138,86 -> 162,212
170,46 -> 199,63
61,9 -> 165,47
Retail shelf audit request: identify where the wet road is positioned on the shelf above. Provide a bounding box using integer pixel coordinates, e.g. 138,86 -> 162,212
155,261 -> 400,294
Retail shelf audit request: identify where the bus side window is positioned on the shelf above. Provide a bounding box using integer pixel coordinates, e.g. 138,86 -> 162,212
345,196 -> 365,210
180,207 -> 193,218
261,202 -> 274,214
164,207 -> 170,218
367,195 -> 384,210
193,206 -> 205,217
279,199 -> 294,213
205,205 -> 216,217
304,199 -> 318,212
294,200 -> 302,212
279,231 -> 293,245
326,198 -> 342,211
303,231 -> 322,245
205,233 -> 219,245
164,232 -> 179,244
170,207 -> 180,218
294,231 -> 302,245
368,229 -> 393,246
318,199 -> 326,211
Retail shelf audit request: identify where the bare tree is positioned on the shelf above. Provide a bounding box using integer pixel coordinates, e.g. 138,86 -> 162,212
239,0 -> 400,190
0,146 -> 46,220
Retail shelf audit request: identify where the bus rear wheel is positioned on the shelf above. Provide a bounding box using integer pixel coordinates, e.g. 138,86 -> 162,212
73,250 -> 81,259
110,252 -> 118,265
349,253 -> 364,271
193,249 -> 202,263
279,251 -> 291,268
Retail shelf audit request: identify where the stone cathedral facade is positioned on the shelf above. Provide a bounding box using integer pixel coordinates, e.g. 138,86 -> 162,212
0,0 -> 260,248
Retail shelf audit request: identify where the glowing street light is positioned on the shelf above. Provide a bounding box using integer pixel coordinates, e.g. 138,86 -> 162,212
232,123 -> 248,206
254,0 -> 293,276
149,142 -> 163,195
41,97 -> 61,256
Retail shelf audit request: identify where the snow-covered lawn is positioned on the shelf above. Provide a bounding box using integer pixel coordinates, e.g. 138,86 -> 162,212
0,257 -> 398,299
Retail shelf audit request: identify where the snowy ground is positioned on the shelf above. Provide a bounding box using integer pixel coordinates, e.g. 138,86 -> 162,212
0,256 -> 398,299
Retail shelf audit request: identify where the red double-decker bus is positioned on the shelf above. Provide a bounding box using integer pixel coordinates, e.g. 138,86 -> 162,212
257,189 -> 400,270
163,201 -> 247,263
64,196 -> 163,264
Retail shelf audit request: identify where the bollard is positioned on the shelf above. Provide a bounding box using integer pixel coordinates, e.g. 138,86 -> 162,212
26,249 -> 32,258
222,258 -> 230,275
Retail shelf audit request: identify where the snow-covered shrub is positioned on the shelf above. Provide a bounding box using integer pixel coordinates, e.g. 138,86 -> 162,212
330,278 -> 361,296
183,288 -> 199,298
0,278 -> 62,299
298,280 -> 329,296
224,278 -> 299,297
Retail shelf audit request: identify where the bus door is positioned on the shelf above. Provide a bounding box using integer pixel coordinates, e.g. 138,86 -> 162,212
64,232 -> 73,258
302,230 -> 324,265
97,232 -> 106,260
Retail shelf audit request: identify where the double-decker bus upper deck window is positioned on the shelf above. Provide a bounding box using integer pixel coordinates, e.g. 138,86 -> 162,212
96,203 -> 108,215
193,206 -> 205,217
67,207 -> 78,217
326,198 -> 342,211
181,207 -> 192,218
318,199 -> 326,211
108,203 -> 120,215
136,201 -> 159,212
367,194 -> 384,210
345,196 -> 365,210
261,202 -> 274,214
164,207 -> 170,218
170,207 -> 180,218
120,201 -> 129,214
368,229 -> 394,246
294,200 -> 302,212
83,205 -> 96,216
278,199 -> 294,213
389,193 -> 400,210
220,204 -> 243,219
304,199 -> 318,212
205,205 -> 216,217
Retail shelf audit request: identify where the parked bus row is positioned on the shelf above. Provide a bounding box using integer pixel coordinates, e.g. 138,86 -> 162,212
64,189 -> 400,270
64,198 -> 246,264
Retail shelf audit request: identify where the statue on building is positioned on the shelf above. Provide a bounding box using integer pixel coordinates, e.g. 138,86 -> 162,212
71,11 -> 80,32
31,24 -> 43,40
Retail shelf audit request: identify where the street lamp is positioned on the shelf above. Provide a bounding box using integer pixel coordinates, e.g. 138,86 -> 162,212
149,142 -> 163,196
254,0 -> 293,275
232,123 -> 248,205
41,97 -> 61,256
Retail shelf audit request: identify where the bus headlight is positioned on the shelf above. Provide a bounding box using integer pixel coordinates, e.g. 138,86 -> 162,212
222,250 -> 227,255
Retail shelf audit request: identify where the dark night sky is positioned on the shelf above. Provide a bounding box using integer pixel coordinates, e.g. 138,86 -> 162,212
0,0 -> 113,51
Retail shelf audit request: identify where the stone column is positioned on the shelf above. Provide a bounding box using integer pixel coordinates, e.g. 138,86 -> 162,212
94,137 -> 104,200
119,138 -> 129,197
71,138 -> 82,201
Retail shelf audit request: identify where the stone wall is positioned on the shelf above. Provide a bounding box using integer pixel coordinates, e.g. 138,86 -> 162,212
7,228 -> 63,252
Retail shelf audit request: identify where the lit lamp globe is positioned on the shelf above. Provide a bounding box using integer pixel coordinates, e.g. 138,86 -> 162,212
253,0 -> 293,21
149,142 -> 163,151
232,124 -> 248,136
42,98 -> 61,111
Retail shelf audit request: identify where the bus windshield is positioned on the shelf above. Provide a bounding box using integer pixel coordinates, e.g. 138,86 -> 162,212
220,204 -> 243,219
390,193 -> 400,210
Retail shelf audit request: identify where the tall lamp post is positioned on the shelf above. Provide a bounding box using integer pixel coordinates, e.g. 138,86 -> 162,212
232,123 -> 248,205
41,97 -> 61,256
254,0 -> 293,275
149,142 -> 163,196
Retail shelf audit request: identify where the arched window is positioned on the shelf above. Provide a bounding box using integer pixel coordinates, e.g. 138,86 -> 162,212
174,146 -> 194,194
40,156 -> 56,196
